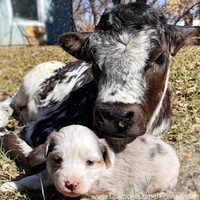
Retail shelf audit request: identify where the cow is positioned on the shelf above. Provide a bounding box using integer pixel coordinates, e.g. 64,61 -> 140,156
58,2 -> 196,148
0,2 -> 196,158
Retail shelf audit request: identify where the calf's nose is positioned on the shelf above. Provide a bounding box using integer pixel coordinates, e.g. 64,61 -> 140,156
65,181 -> 79,191
95,109 -> 134,129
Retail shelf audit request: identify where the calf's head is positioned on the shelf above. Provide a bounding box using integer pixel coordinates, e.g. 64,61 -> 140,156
59,2 -> 196,142
45,125 -> 114,197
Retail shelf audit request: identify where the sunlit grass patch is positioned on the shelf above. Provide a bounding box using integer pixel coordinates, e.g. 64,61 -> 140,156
0,46 -> 76,101
164,45 -> 200,195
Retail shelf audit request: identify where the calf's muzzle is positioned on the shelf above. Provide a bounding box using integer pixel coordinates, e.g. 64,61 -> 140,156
93,103 -> 147,141
95,109 -> 134,131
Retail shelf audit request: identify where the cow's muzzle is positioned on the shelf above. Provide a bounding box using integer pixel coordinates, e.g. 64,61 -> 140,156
93,103 -> 147,140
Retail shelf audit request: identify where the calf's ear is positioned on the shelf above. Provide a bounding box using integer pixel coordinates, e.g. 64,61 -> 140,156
168,26 -> 197,56
59,32 -> 92,60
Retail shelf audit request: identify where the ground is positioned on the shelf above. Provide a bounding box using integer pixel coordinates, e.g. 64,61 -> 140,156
0,45 -> 199,200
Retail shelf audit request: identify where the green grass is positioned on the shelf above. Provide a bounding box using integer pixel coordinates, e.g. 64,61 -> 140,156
39,174 -> 45,200
0,45 -> 200,199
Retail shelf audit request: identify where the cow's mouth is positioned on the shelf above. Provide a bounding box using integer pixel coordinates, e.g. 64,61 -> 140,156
104,134 -> 137,153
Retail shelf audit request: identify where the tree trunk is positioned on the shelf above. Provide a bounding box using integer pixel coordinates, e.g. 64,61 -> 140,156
104,0 -> 110,8
89,0 -> 99,26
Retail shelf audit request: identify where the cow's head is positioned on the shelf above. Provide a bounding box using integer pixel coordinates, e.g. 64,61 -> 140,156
59,2 -> 196,144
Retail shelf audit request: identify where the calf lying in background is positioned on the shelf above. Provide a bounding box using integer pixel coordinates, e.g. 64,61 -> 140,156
0,125 -> 180,198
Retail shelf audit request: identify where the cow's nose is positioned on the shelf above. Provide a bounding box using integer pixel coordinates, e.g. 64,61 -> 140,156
95,109 -> 134,130
65,181 -> 79,191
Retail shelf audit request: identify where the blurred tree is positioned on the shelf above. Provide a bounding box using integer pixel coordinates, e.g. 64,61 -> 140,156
72,0 -> 200,32
72,0 -> 110,31
89,0 -> 99,26
160,0 -> 200,25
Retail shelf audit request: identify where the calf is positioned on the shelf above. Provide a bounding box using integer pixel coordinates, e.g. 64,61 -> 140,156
0,125 -> 180,198
0,2 -> 196,150
59,2 -> 196,145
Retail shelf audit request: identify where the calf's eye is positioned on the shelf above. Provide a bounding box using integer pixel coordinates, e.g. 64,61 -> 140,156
155,54 -> 166,65
86,160 -> 94,166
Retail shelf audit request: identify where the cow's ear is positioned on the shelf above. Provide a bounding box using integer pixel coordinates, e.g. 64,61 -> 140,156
59,32 -> 92,60
167,26 -> 197,56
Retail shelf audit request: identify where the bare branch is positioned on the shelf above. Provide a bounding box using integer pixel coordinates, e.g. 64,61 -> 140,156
174,1 -> 200,25
74,0 -> 83,13
89,0 -> 99,26
149,0 -> 158,7
99,0 -> 111,8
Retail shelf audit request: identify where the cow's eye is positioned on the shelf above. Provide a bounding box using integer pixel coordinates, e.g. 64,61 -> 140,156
86,160 -> 94,166
54,158 -> 62,164
155,54 -> 166,65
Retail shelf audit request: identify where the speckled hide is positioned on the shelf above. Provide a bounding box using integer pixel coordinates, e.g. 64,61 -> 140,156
0,2 -> 196,149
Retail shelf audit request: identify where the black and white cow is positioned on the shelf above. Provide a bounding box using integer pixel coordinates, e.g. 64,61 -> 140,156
58,3 -> 196,146
0,2 -> 196,157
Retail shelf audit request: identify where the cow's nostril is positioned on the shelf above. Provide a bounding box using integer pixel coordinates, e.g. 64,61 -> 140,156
118,111 -> 134,128
111,110 -> 131,120
95,109 -> 134,129
65,181 -> 79,191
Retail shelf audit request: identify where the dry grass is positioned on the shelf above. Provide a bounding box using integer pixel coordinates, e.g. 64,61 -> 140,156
163,46 -> 200,199
0,45 -> 199,199
0,46 -> 76,101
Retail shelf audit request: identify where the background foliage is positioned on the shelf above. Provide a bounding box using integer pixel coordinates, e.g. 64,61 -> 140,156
72,0 -> 200,31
